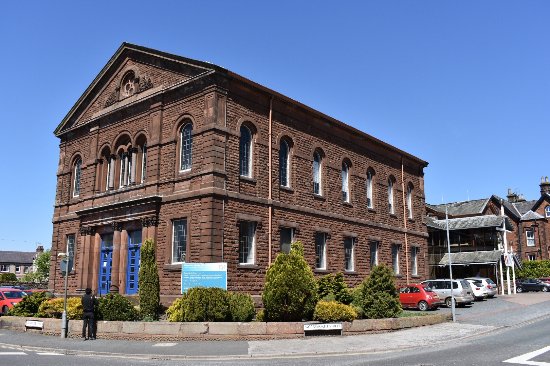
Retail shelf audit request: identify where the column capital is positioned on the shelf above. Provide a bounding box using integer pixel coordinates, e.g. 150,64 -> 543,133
141,216 -> 159,228
111,221 -> 123,232
79,226 -> 96,236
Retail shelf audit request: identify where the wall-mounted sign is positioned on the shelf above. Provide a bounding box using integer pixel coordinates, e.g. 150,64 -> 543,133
181,262 -> 227,294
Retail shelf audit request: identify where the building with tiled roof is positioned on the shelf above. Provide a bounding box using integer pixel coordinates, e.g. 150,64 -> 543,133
0,246 -> 44,280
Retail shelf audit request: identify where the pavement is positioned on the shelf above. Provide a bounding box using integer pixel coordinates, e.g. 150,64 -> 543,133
0,292 -> 549,360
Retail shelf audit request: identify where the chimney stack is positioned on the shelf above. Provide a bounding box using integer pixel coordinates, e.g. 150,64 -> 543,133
36,245 -> 44,254
541,176 -> 550,196
507,188 -> 519,203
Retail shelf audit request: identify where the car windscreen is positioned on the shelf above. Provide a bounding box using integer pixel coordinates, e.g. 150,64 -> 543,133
2,291 -> 23,299
486,279 -> 496,285
423,286 -> 434,292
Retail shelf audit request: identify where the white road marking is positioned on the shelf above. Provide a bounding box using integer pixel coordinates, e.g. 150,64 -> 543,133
0,352 -> 27,355
37,352 -> 63,356
504,345 -> 550,365
153,342 -> 177,347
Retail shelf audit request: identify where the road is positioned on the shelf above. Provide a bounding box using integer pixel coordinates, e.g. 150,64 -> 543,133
1,292 -> 550,365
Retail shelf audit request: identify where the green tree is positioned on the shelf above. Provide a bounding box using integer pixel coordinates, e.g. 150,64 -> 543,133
359,264 -> 402,319
21,250 -> 50,283
262,241 -> 318,321
138,238 -> 160,320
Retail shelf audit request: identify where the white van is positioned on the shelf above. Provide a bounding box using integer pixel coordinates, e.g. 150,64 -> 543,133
421,279 -> 475,307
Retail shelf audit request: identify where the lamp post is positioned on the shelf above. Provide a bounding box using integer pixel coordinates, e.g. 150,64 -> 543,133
58,252 -> 69,338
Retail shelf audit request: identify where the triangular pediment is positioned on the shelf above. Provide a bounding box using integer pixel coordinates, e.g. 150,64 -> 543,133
54,43 -> 218,136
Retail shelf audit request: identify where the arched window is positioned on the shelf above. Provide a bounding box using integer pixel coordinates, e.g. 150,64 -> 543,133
366,169 -> 374,209
279,139 -> 290,187
407,183 -> 413,219
545,206 -> 550,218
73,158 -> 82,197
180,123 -> 192,171
342,162 -> 350,202
313,151 -> 322,195
240,125 -> 252,177
388,177 -> 395,214
140,143 -> 147,183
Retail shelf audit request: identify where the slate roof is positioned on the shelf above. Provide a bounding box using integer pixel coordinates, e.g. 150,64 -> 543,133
427,198 -> 489,217
426,215 -> 514,231
520,210 -> 544,221
439,250 -> 522,268
513,200 -> 538,216
0,251 -> 36,264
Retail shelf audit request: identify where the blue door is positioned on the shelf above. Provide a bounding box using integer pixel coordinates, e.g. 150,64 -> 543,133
126,230 -> 142,295
98,233 -> 113,295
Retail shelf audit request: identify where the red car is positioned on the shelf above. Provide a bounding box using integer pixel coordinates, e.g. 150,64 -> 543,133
0,287 -> 25,315
399,284 -> 442,311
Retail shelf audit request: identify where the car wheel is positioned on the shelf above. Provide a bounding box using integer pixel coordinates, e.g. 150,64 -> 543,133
445,297 -> 453,307
543,287 -> 548,292
517,287 -> 523,293
1,305 -> 8,315
418,301 -> 429,311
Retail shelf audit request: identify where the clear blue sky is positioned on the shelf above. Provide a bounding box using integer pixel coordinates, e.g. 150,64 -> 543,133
1,1 -> 549,252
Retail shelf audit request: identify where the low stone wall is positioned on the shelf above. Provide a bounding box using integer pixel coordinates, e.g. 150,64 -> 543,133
0,313 -> 450,340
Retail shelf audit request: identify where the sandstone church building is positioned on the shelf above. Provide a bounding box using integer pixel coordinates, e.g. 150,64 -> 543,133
50,43 -> 429,303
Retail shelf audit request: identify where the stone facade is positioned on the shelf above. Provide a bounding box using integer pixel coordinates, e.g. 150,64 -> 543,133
50,43 -> 429,303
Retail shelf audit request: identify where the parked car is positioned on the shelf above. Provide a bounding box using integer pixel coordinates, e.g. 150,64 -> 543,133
539,277 -> 550,285
516,279 -> 550,293
464,279 -> 488,300
421,279 -> 475,307
465,277 -> 498,298
399,284 -> 442,311
0,287 -> 25,315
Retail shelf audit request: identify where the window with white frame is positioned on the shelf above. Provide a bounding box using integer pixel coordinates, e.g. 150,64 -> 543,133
180,123 -> 192,171
0,264 -> 8,272
73,158 -> 81,197
344,237 -> 355,272
407,184 -> 413,219
388,178 -> 395,214
280,227 -> 294,254
279,139 -> 290,187
239,221 -> 256,264
342,162 -> 350,202
119,151 -> 132,187
140,143 -> 147,183
172,219 -> 187,263
392,244 -> 400,275
239,125 -> 252,177
370,241 -> 378,268
66,234 -> 75,272
366,169 -> 374,209
315,232 -> 327,270
313,151 -> 322,195
411,246 -> 419,276
15,265 -> 20,273
528,253 -> 536,261
526,229 -> 535,247
546,206 -> 550,218
24,267 -> 29,274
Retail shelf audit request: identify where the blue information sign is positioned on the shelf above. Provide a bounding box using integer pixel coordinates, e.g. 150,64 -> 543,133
181,262 -> 227,293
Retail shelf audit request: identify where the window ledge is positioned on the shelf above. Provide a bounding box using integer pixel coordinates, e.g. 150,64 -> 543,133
411,275 -> 421,279
390,214 -> 398,218
280,185 -> 294,193
237,264 -> 260,270
313,193 -> 325,201
239,176 -> 257,184
394,274 -> 403,278
408,218 -> 415,223
343,202 -> 353,208
164,263 -> 182,272
314,269 -> 330,274
344,270 -> 359,275
367,207 -> 376,213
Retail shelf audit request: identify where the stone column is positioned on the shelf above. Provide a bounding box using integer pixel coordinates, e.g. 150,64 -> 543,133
110,222 -> 122,293
108,155 -> 116,190
90,233 -> 100,294
130,148 -> 138,184
79,226 -> 95,290
119,229 -> 128,294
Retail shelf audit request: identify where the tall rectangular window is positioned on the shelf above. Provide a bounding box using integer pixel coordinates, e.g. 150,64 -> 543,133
141,144 -> 147,183
239,221 -> 256,264
315,232 -> 327,270
172,219 -> 187,263
392,244 -> 400,275
370,241 -> 378,268
180,123 -> 193,171
344,237 -> 355,272
411,246 -> 418,276
526,229 -> 535,247
528,254 -> 536,261
407,185 -> 413,219
366,170 -> 373,208
388,179 -> 395,214
73,159 -> 81,197
313,152 -> 322,195
66,234 -> 75,272
280,227 -> 294,254
342,163 -> 349,202
0,265 -> 8,272
15,265 -> 21,273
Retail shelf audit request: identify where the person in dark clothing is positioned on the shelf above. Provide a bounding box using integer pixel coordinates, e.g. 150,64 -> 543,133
81,288 -> 97,340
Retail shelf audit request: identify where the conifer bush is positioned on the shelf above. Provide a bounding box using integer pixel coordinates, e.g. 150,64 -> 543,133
262,241 -> 318,321
98,293 -> 138,321
138,238 -> 160,320
183,287 -> 230,322
228,292 -> 255,322
313,300 -> 357,322
359,264 -> 402,319
166,295 -> 188,322
317,272 -> 354,304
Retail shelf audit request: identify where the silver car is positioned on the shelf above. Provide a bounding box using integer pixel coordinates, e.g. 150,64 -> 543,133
465,277 -> 498,298
421,279 -> 475,307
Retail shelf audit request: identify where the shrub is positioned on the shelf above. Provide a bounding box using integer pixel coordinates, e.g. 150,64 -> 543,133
36,297 -> 83,319
9,291 -> 53,317
228,292 -> 255,322
359,264 -> 402,319
98,293 -> 138,321
262,241 -> 318,321
184,287 -> 230,322
138,238 -> 160,320
0,273 -> 17,282
313,300 -> 357,322
516,260 -> 550,278
255,308 -> 265,322
166,295 -> 187,322
317,272 -> 353,304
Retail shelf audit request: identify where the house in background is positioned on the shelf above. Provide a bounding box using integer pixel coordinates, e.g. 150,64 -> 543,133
0,246 -> 44,280
426,177 -> 550,280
